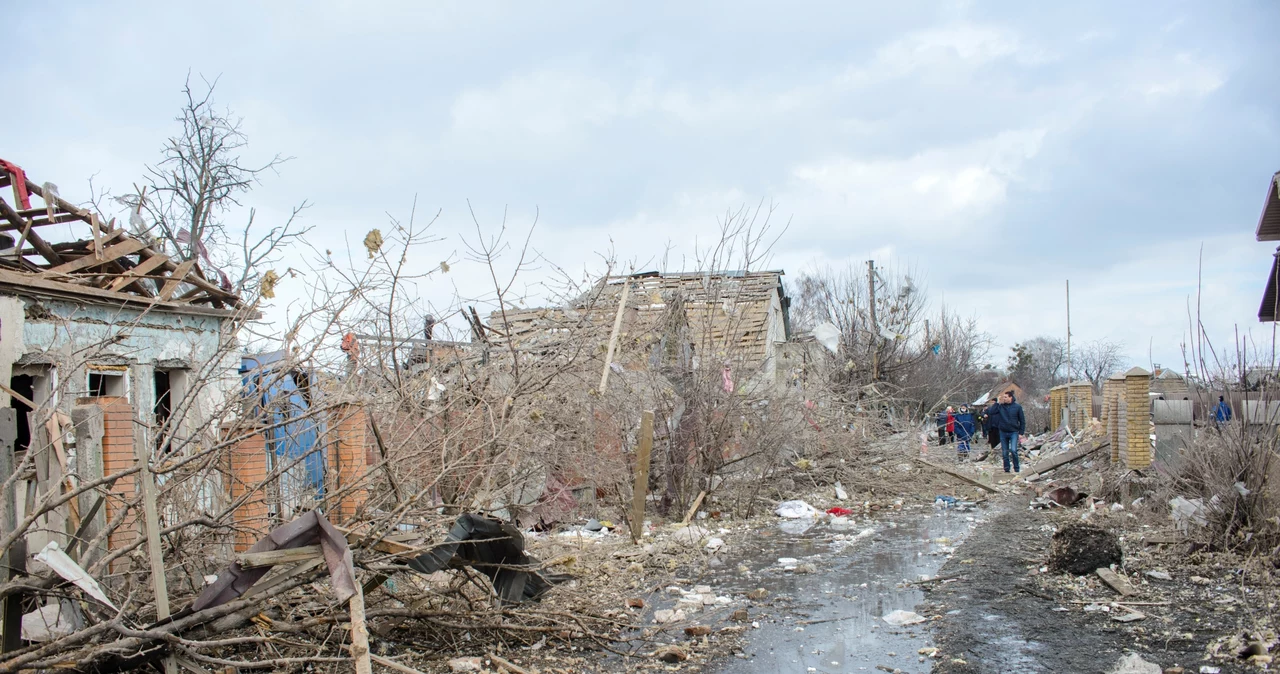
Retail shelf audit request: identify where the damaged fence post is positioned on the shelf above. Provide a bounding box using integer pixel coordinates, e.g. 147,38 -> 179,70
135,416 -> 176,674
630,410 -> 654,544
599,274 -> 631,392
348,582 -> 373,674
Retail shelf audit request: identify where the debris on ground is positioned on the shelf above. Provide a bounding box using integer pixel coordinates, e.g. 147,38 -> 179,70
1048,523 -> 1123,575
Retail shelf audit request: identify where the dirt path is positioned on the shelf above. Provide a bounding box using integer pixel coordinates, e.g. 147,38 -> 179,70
924,496 -> 1255,674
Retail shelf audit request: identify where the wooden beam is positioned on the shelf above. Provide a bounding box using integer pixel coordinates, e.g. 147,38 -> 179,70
599,278 -> 632,392
914,458 -> 1000,493
1096,567 -> 1138,597
44,239 -> 146,275
0,196 -> 63,265
107,252 -> 170,292
349,584 -> 373,674
1024,441 -> 1109,480
630,410 -> 654,543
134,418 -> 170,621
236,545 -> 323,569
157,259 -> 197,301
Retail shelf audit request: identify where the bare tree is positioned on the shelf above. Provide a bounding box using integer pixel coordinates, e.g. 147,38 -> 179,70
119,74 -> 312,297
1007,336 -> 1066,394
1077,339 -> 1127,392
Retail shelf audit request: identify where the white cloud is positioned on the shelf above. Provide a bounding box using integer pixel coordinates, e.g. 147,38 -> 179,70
1140,52 -> 1224,98
787,127 -> 1048,235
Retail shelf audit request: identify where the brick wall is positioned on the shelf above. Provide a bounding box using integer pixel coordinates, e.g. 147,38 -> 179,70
1048,386 -> 1066,431
93,396 -> 140,555
1102,376 -> 1124,463
1066,382 -> 1093,431
328,404 -> 371,524
226,428 -> 270,552
1122,368 -> 1152,469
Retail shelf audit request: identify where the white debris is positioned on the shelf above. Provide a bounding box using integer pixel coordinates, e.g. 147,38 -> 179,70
775,500 -> 819,519
834,482 -> 849,501
813,322 -> 841,354
882,610 -> 927,626
1145,570 -> 1172,581
449,657 -> 484,673
34,542 -> 116,609
671,525 -> 711,545
705,537 -> 725,551
1107,653 -> 1161,674
1170,496 -> 1207,532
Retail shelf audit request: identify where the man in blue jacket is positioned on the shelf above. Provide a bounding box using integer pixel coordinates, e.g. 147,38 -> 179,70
1213,396 -> 1232,427
989,391 -> 1026,473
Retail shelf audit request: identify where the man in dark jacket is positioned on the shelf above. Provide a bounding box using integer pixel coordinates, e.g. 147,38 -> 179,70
982,401 -> 1001,451
989,391 -> 1026,472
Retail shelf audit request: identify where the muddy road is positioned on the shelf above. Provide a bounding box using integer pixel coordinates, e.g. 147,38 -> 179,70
703,506 -> 985,674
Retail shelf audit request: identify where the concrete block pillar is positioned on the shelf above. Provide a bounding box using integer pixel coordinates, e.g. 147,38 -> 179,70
1066,381 -> 1094,431
1102,374 -> 1125,463
1049,386 -> 1066,430
1122,367 -> 1152,469
226,427 -> 270,552
329,404 -> 371,524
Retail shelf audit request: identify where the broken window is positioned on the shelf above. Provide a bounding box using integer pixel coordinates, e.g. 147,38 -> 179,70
86,367 -> 128,399
9,375 -> 33,453
154,368 -> 189,454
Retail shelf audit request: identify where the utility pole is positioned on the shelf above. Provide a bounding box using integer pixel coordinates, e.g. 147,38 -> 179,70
1065,280 -> 1072,383
868,260 -> 880,381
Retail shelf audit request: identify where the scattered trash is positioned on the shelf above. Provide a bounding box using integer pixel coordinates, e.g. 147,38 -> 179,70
813,322 -> 841,354
776,500 -> 819,519
1045,486 -> 1087,507
1199,667 -> 1221,674
835,482 -> 849,500
1112,610 -> 1145,623
653,609 -> 687,624
34,542 -> 117,610
882,609 -> 927,626
625,597 -> 645,609
21,600 -> 84,642
1145,570 -> 1172,581
705,537 -> 725,551
934,495 -> 958,508
671,525 -> 712,545
1096,568 -> 1138,597
826,507 -> 855,517
449,656 -> 484,673
1170,496 -> 1208,533
1107,653 -> 1161,674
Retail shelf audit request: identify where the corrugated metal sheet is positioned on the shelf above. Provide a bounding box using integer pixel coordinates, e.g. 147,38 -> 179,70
1256,172 -> 1280,241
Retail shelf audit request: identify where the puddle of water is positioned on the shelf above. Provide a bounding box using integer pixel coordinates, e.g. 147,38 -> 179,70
705,508 -> 984,674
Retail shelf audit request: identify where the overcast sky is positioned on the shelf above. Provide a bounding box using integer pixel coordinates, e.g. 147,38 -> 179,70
4,1 -> 1279,372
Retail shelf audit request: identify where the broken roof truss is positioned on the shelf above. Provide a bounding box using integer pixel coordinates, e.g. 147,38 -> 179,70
0,160 -> 240,311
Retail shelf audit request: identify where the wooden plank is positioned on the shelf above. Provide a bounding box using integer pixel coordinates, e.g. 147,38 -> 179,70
157,259 -> 197,301
682,490 -> 706,527
368,653 -> 428,674
630,410 -> 654,543
0,196 -> 63,265
0,266 -> 232,317
1024,440 -> 1110,480
237,545 -> 323,569
914,458 -> 1000,493
107,252 -> 170,291
599,277 -> 632,392
1096,567 -> 1138,597
44,239 -> 146,275
348,584 -> 373,674
134,422 -> 170,621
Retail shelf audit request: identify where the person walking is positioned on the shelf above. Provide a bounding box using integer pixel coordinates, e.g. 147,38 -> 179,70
989,391 -> 1026,473
955,405 -> 975,462
945,406 -> 956,445
935,410 -> 948,445
983,400 -> 1001,453
1213,395 -> 1232,427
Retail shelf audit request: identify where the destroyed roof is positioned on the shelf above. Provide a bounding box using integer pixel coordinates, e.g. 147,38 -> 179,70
1255,171 -> 1280,242
0,161 -> 241,315
488,270 -> 789,367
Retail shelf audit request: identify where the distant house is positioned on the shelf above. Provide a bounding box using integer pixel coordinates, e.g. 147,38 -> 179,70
1255,171 -> 1280,321
973,380 -> 1027,406
489,270 -> 793,388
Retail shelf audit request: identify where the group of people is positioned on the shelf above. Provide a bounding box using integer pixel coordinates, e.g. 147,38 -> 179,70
934,391 -> 1026,473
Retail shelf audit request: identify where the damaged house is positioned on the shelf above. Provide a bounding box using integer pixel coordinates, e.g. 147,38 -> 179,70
0,162 -> 246,560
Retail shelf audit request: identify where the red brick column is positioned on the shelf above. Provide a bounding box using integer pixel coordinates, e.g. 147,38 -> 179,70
226,427 -> 270,552
329,404 -> 371,524
95,396 -> 139,555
